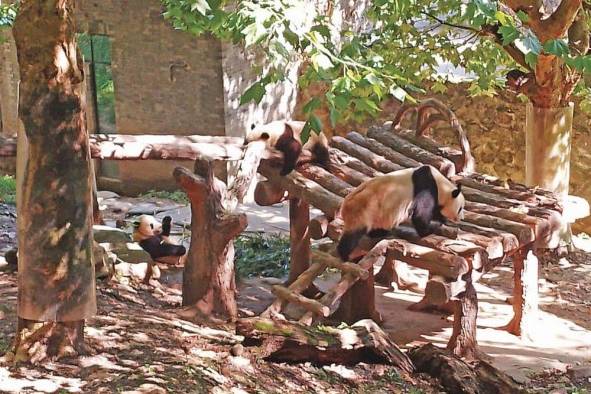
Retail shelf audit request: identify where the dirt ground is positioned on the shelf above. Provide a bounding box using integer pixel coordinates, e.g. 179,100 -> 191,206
0,268 -> 440,394
1,200 -> 591,393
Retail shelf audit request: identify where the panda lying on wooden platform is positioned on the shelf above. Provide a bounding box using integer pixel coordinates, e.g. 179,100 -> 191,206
133,215 -> 186,262
244,120 -> 330,176
337,165 -> 465,261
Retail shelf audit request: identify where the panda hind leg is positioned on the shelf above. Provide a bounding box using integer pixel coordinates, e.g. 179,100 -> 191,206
367,228 -> 392,238
337,227 -> 367,261
156,241 -> 187,258
311,143 -> 330,168
161,216 -> 172,237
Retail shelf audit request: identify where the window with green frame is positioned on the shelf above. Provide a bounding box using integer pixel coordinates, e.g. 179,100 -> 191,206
78,33 -> 116,133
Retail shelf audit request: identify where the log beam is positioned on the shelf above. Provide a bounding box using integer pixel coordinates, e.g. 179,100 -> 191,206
271,285 -> 330,317
330,136 -> 402,173
367,127 -> 456,177
258,161 -> 343,218
90,134 -> 244,161
345,131 -> 420,168
261,261 -> 328,318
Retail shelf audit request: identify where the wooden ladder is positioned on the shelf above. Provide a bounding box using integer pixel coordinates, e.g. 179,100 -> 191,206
260,240 -> 390,325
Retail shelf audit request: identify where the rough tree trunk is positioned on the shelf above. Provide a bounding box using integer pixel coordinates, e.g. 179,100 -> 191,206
525,103 -> 573,247
11,0 -> 96,362
174,160 -> 247,321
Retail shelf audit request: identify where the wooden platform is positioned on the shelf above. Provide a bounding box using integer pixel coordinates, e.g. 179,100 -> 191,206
255,121 -> 564,359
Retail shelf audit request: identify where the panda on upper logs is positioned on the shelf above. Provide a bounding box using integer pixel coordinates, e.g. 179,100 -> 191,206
133,215 -> 186,261
244,120 -> 330,176
336,165 -> 465,261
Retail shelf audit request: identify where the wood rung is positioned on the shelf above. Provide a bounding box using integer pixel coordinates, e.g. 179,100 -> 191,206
312,250 -> 369,279
261,262 -> 328,318
271,285 -> 330,317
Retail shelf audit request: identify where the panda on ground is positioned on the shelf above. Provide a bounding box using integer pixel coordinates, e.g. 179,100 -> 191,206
337,165 -> 465,261
244,120 -> 330,176
133,215 -> 187,261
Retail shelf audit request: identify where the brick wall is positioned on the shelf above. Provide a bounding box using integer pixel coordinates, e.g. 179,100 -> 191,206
75,0 -> 227,194
0,30 -> 19,174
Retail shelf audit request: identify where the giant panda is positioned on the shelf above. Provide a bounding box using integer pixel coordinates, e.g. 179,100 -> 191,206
336,165 -> 465,261
244,120 -> 330,176
133,215 -> 186,261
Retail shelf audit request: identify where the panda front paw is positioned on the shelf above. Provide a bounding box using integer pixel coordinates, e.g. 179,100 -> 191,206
162,216 -> 172,225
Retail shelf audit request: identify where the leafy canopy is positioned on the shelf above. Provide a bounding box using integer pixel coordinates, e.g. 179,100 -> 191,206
0,2 -> 17,28
161,0 -> 591,134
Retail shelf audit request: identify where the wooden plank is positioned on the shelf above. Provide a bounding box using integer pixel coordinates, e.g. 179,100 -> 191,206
258,161 -> 343,218
271,285 -> 330,317
367,126 -> 456,177
330,136 -> 402,173
345,131 -> 420,168
90,134 -> 245,161
313,250 -> 370,280
394,129 -> 465,172
328,148 -> 383,178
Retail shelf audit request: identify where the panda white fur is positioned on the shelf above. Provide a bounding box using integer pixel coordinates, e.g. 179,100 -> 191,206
133,215 -> 186,261
337,165 -> 465,261
244,120 -> 330,175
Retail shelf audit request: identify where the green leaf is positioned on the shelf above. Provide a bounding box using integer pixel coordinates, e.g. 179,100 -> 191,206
431,81 -> 447,93
524,52 -> 538,68
311,53 -> 334,70
240,82 -> 266,105
354,98 -> 381,113
494,11 -> 513,26
498,25 -> 519,46
522,33 -> 542,55
390,86 -> 407,102
516,10 -> 529,23
302,97 -> 322,114
329,107 -> 341,127
334,95 -> 349,110
309,114 -> 323,132
191,0 -> 211,15
543,39 -> 569,57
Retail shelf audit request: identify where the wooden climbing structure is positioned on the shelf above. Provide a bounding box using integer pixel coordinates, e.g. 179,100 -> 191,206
252,102 -> 565,359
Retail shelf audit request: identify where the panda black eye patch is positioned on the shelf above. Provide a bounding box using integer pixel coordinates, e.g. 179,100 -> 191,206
150,223 -> 154,229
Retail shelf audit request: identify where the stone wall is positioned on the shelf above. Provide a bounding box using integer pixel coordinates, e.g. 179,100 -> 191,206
311,84 -> 591,234
420,85 -> 591,234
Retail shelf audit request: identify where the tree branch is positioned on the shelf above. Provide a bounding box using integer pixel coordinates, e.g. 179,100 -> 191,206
568,7 -> 589,56
173,166 -> 209,200
215,214 -> 248,243
503,0 -> 582,42
480,24 -> 532,71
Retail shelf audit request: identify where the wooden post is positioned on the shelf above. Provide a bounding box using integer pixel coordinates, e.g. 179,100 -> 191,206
503,248 -> 539,339
333,263 -> 382,324
288,198 -> 320,298
11,0 -> 96,362
174,160 -> 248,321
446,273 -> 478,360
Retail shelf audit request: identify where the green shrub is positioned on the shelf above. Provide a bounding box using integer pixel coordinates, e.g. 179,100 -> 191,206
138,189 -> 189,204
0,175 -> 16,204
235,233 -> 290,279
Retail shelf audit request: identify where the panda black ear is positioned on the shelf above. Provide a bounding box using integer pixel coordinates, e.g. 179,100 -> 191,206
452,185 -> 461,198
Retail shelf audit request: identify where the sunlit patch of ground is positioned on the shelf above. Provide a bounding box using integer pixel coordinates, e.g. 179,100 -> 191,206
0,269 -> 437,394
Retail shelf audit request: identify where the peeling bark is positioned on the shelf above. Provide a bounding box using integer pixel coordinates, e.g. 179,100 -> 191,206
12,0 -> 96,361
